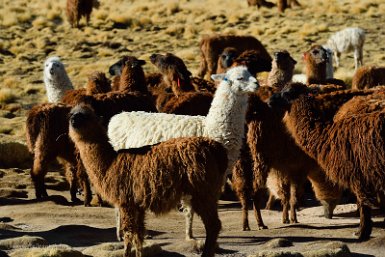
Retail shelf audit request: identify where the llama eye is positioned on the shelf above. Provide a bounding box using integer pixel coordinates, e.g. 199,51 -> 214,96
237,77 -> 243,81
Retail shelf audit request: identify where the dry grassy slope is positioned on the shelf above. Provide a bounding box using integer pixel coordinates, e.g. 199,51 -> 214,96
0,0 -> 385,143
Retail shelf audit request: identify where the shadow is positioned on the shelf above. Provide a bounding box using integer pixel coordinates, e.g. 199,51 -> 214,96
0,225 -> 117,247
349,253 -> 376,257
153,250 -> 185,257
0,195 -> 74,206
0,217 -> 13,223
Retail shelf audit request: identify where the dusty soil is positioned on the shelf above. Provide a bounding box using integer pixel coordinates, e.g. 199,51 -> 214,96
1,0 -> 385,256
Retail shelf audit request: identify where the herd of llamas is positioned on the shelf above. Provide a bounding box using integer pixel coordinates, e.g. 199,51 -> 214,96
1,0 -> 381,256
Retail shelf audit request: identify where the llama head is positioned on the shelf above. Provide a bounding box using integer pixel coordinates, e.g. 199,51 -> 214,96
108,56 -> 146,76
218,47 -> 239,69
273,50 -> 297,70
44,56 -> 67,81
211,66 -> 259,94
303,45 -> 328,65
69,104 -> 102,141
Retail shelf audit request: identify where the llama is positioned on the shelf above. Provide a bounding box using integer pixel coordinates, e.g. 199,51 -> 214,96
107,56 -> 148,93
268,83 -> 385,240
267,50 -> 297,89
69,104 -> 227,257
326,27 -> 365,70
352,65 -> 385,90
148,53 -> 215,116
26,103 -> 92,205
197,34 -> 272,79
231,85 -> 342,231
43,56 -> 73,103
292,45 -> 345,88
66,0 -> 100,28
108,66 -> 259,240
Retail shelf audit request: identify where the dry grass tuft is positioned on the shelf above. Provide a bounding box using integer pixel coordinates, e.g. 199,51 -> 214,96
0,89 -> 17,104
9,244 -> 85,257
0,235 -> 48,250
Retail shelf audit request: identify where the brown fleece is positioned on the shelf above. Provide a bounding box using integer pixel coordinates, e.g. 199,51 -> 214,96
232,86 -> 342,230
197,35 -> 272,79
352,66 -> 385,90
267,50 -> 296,90
280,85 -> 385,240
69,104 -> 227,257
66,0 -> 95,28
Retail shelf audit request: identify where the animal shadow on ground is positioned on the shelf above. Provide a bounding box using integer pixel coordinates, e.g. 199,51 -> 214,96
0,225 -> 116,247
0,195 -> 73,206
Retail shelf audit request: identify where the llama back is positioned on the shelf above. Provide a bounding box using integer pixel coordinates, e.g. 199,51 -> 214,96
108,111 -> 205,150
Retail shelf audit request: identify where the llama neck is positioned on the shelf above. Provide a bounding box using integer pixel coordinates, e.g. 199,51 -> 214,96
45,75 -> 73,103
268,67 -> 293,89
74,129 -> 117,195
168,76 -> 194,96
204,82 -> 249,170
306,62 -> 327,85
119,68 -> 147,93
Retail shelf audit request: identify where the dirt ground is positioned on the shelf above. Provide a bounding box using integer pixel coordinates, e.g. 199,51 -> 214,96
1,0 -> 385,256
0,168 -> 384,257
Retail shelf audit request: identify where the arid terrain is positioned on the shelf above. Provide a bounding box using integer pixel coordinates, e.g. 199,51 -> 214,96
0,0 -> 385,256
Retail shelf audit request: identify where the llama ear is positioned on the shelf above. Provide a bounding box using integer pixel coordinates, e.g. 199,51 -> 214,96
211,73 -> 226,81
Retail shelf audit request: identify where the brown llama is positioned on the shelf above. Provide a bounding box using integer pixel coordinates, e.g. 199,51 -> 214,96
267,50 -> 297,89
352,65 -> 385,90
303,45 -> 346,88
149,53 -> 215,116
216,47 -> 239,74
108,56 -> 149,93
232,85 -> 342,231
268,83 -> 385,240
197,34 -> 272,80
66,0 -> 99,28
69,104 -> 227,257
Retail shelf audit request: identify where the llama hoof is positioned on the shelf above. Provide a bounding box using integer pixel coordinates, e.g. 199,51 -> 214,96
290,220 -> 299,224
353,230 -> 370,241
243,226 -> 251,231
257,225 -> 268,230
283,219 -> 290,224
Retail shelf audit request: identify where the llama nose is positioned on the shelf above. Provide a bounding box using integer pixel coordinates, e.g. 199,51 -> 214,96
50,67 -> 54,75
70,113 -> 84,128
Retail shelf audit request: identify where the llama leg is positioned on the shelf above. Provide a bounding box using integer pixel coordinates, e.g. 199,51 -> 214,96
120,207 -> 145,257
334,52 -> 340,68
289,183 -> 299,224
197,57 -> 208,79
181,196 -> 195,240
239,193 -> 250,231
31,151 -> 49,199
115,207 -> 122,241
288,0 -> 301,7
265,193 -> 275,210
76,160 -> 92,206
252,191 -> 268,230
192,197 -> 221,257
64,163 -> 81,203
279,180 -> 290,224
354,200 -> 372,241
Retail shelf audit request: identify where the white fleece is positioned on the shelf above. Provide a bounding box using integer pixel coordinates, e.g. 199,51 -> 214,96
44,56 -> 74,103
108,65 -> 259,176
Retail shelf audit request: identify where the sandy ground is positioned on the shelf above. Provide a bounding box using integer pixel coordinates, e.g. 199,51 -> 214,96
0,168 -> 384,256
1,0 -> 385,256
